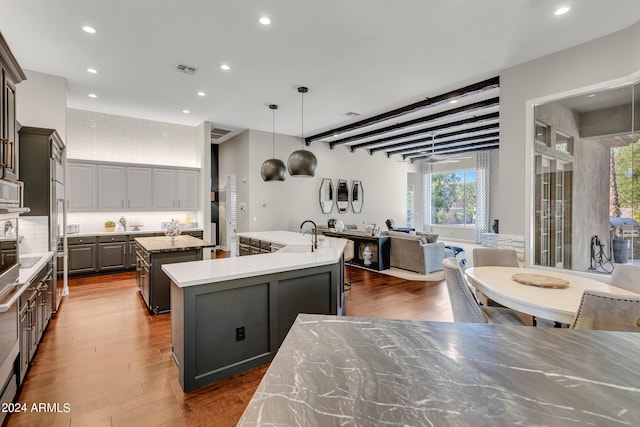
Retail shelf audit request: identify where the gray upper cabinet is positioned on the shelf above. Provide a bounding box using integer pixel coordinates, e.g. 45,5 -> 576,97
68,160 -> 197,212
127,167 -> 153,209
176,170 -> 198,211
98,165 -> 126,211
68,163 -> 98,212
153,168 -> 177,209
154,168 -> 198,211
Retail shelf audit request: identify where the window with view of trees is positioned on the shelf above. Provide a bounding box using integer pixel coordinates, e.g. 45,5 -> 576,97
431,170 -> 476,226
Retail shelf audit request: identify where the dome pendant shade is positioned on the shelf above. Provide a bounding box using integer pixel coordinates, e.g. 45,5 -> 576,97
288,86 -> 317,177
287,150 -> 317,177
261,158 -> 287,181
261,103 -> 287,182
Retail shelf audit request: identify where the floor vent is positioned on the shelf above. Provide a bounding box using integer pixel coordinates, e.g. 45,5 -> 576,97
175,64 -> 197,75
211,128 -> 231,140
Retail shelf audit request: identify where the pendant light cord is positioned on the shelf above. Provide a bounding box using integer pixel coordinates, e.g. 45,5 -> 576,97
301,90 -> 305,150
272,106 -> 276,158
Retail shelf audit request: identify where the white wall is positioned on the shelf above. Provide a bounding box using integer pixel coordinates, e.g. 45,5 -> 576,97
219,129 -> 407,238
16,70 -> 67,141
499,22 -> 640,238
67,109 -> 198,166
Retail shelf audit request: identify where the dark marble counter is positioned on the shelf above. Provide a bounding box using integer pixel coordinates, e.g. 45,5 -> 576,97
134,235 -> 213,253
238,314 -> 640,426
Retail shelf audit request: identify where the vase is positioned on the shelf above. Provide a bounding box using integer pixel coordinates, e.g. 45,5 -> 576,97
164,221 -> 182,241
492,220 -> 499,234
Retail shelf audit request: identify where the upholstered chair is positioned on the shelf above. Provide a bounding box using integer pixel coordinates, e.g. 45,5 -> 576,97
442,258 -> 525,325
570,290 -> 640,332
609,265 -> 640,293
472,248 -> 519,268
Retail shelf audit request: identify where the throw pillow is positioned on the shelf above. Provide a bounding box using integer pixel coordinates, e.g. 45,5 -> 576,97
417,232 -> 439,243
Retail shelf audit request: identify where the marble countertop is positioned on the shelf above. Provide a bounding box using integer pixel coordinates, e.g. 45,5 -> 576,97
134,235 -> 213,253
0,251 -> 54,313
163,231 -> 346,288
238,313 -> 640,426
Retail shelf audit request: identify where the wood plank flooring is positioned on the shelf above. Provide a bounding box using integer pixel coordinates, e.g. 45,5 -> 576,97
6,259 -> 451,427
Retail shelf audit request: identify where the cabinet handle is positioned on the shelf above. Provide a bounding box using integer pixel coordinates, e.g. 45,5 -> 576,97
128,200 -> 131,208
8,140 -> 14,170
123,246 -> 126,256
68,199 -> 70,209
0,138 -> 8,167
121,200 -> 124,208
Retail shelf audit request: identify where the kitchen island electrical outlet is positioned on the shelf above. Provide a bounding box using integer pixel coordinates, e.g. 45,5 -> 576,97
236,326 -> 245,341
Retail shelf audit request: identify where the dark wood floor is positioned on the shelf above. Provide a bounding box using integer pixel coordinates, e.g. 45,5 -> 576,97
7,259 -> 451,427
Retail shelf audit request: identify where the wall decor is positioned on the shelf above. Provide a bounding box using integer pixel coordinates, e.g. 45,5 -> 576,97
351,180 -> 363,213
336,179 -> 349,213
319,178 -> 334,214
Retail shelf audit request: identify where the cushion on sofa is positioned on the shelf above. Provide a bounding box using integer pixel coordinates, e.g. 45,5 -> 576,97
417,232 -> 439,243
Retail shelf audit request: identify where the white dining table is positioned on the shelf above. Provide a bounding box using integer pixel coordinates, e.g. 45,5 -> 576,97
464,266 -> 638,324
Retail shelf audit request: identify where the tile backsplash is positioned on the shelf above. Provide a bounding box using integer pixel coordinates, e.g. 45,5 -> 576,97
67,212 -> 198,234
67,108 -> 199,167
19,216 -> 49,254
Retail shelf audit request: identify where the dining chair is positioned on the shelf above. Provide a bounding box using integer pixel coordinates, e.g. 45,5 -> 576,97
609,265 -> 640,293
442,258 -> 525,326
472,248 -> 519,267
570,290 -> 640,332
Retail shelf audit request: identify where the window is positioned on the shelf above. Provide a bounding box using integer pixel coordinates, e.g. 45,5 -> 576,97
431,170 -> 476,227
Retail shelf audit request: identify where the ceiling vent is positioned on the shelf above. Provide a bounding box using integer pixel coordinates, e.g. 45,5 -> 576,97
175,64 -> 197,75
345,112 -> 360,117
211,128 -> 231,140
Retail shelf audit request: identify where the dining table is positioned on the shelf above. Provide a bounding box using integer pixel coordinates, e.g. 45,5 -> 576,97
464,266 -> 638,324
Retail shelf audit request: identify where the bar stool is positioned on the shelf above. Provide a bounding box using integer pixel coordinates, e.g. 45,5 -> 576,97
344,239 -> 354,291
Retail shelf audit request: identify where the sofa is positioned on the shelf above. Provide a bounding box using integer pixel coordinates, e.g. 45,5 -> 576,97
384,231 -> 445,274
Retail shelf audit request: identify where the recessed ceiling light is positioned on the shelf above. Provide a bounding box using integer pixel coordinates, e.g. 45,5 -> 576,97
86,68 -> 98,74
554,6 -> 570,16
197,91 -> 206,97
259,16 -> 271,25
88,93 -> 97,98
449,99 -> 459,104
182,109 -> 190,114
220,64 -> 230,71
82,25 -> 97,34
587,94 -> 596,98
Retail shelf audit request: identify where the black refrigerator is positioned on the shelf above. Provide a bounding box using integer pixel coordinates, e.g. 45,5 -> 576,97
18,126 -> 66,313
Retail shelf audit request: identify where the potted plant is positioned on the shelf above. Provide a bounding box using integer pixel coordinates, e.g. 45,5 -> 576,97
612,225 -> 630,264
104,220 -> 116,232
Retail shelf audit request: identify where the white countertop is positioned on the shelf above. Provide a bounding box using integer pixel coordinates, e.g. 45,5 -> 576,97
0,251 -> 54,313
163,231 -> 347,288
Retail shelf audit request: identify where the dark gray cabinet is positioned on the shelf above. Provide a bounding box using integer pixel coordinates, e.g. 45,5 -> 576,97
18,264 -> 51,385
68,236 -> 98,275
67,231 -> 202,275
0,33 -> 25,183
98,235 -> 126,271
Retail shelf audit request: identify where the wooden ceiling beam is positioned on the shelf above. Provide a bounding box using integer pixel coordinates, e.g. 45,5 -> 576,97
370,123 -> 499,155
403,141 -> 500,161
306,76 -> 499,145
327,97 -> 499,148
347,111 -> 499,151
387,132 -> 500,157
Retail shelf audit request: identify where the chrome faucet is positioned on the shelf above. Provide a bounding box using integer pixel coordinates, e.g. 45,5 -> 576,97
300,220 -> 318,252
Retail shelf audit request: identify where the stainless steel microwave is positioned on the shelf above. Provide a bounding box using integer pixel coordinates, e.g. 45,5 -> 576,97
0,180 -> 28,214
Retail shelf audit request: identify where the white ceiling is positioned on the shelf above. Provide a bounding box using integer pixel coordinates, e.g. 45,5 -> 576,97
2,1 -> 640,142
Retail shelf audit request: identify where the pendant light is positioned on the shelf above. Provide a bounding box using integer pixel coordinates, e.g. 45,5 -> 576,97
287,86 -> 317,177
261,104 -> 287,181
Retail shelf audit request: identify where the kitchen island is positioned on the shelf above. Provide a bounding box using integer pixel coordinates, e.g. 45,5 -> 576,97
134,235 -> 213,314
162,231 -> 347,392
238,313 -> 640,426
